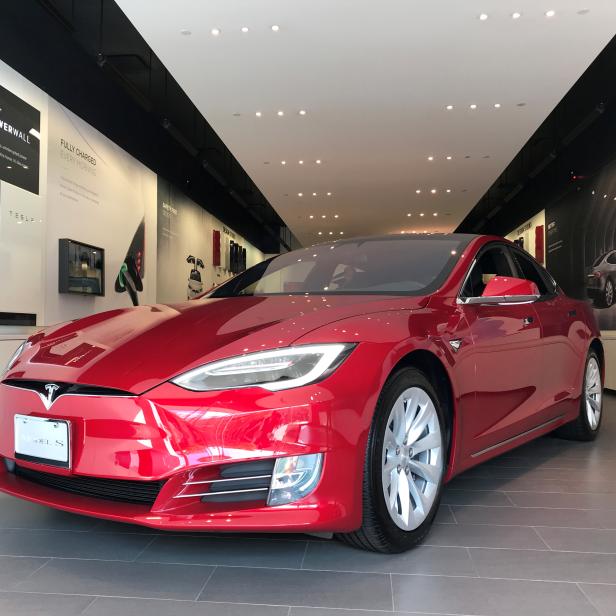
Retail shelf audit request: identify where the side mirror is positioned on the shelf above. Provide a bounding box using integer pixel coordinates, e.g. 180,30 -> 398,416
458,276 -> 541,305
483,276 -> 539,298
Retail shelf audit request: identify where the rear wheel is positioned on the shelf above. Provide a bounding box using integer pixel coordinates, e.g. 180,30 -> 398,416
555,350 -> 603,441
337,367 -> 446,553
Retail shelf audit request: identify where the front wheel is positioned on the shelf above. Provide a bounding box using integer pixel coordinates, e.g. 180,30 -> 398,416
555,350 -> 603,441
337,368 -> 446,553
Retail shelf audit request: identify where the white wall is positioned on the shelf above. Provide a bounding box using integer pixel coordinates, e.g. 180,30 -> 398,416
0,60 -> 48,323
44,99 -> 157,323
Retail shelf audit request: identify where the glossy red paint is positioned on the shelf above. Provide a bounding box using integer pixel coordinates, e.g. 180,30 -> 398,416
0,235 -> 601,532
482,276 -> 539,297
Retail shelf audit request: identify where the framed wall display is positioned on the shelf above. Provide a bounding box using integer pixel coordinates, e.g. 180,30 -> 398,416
58,239 -> 105,296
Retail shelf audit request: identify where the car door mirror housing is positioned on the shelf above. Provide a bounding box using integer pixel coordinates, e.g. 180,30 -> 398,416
458,276 -> 541,305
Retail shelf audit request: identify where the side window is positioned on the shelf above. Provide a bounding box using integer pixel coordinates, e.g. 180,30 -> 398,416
461,246 -> 514,298
607,252 -> 616,265
511,250 -> 551,296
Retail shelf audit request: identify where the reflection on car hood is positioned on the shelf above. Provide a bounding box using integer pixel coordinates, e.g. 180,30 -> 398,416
6,294 -> 425,393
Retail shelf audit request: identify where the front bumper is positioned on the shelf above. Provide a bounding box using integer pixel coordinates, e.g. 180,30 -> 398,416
0,374 -> 372,532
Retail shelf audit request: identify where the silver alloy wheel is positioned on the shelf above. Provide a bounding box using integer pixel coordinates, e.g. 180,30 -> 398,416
585,357 -> 602,430
606,280 -> 614,307
381,386 -> 443,531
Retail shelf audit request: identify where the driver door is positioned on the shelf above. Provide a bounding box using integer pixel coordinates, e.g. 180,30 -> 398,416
458,244 -> 545,459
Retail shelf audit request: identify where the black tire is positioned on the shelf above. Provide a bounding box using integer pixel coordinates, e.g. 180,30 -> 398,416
555,350 -> 603,441
597,278 -> 615,308
336,367 -> 446,553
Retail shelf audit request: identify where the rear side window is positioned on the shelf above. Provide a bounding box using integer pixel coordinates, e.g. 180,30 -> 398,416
511,250 -> 553,296
607,252 -> 616,265
461,246 -> 514,298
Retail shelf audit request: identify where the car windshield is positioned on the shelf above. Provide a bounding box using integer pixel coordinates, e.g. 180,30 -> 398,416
593,252 -> 609,267
209,235 -> 471,297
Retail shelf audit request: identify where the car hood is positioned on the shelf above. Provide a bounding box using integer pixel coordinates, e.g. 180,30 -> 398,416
6,294 -> 425,393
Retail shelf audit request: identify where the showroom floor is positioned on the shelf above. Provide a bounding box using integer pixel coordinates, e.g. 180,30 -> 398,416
1,399 -> 616,616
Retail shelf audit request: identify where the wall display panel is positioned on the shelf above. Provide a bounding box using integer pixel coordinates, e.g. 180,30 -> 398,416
45,99 -> 157,322
545,166 -> 616,332
0,60 -> 47,324
157,176 -> 264,304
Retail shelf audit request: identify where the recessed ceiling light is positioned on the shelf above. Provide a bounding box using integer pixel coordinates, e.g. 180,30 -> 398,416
321,214 -> 326,218
334,214 -> 339,218
339,232 -> 344,235
318,231 -> 322,235
446,155 -> 452,160
416,189 -> 421,194
180,29 -> 191,35
299,109 -> 307,116
255,111 -> 262,117
281,160 -> 286,165
545,9 -> 555,17
446,189 -> 452,193
329,231 -> 333,235
446,105 -> 454,110
407,213 -> 412,217
299,160 -> 304,165
420,213 -> 425,217
401,231 -> 406,234
298,192 -> 303,197
479,13 -> 489,21
241,26 -> 249,33
431,189 -> 437,194
327,192 -> 332,196
271,24 -> 280,32
313,192 -> 317,196
316,159 -> 322,164
494,103 -> 501,108
511,12 -> 521,19
433,212 -> 438,216
211,28 -> 221,36
277,110 -> 284,116
309,215 -> 314,219
470,104 -> 477,110
427,156 -> 434,161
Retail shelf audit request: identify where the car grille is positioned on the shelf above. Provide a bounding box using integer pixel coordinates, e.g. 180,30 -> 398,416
13,465 -> 164,505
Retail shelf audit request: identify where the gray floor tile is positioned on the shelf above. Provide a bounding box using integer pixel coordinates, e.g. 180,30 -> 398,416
508,491 -> 616,510
469,547 -> 616,584
426,522 -> 548,550
303,541 -> 476,575
442,489 -> 513,506
291,609 -> 397,616
0,529 -> 153,561
0,556 -> 49,590
579,583 -> 616,616
137,534 -> 307,568
16,558 -> 214,600
447,475 -> 567,493
0,591 -> 94,615
198,566 -> 393,611
85,596 -> 289,616
0,494 -> 98,531
451,504 -> 606,528
391,574 -> 598,616
433,504 -> 456,524
536,526 -> 616,553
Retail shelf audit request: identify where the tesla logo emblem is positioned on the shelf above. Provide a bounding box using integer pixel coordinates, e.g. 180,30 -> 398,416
449,339 -> 462,353
42,384 -> 60,409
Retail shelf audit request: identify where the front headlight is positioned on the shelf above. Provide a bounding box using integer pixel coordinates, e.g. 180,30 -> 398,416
171,343 -> 354,392
4,341 -> 26,374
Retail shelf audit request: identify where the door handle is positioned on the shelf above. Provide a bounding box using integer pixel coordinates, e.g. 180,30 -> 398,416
523,316 -> 534,326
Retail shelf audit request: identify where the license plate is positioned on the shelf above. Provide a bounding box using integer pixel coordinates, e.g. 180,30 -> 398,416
14,415 -> 70,468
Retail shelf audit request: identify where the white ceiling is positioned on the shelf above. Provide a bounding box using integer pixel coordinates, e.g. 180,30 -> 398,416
116,0 -> 616,246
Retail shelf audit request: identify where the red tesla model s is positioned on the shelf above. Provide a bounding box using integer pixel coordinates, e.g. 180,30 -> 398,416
0,234 -> 603,552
